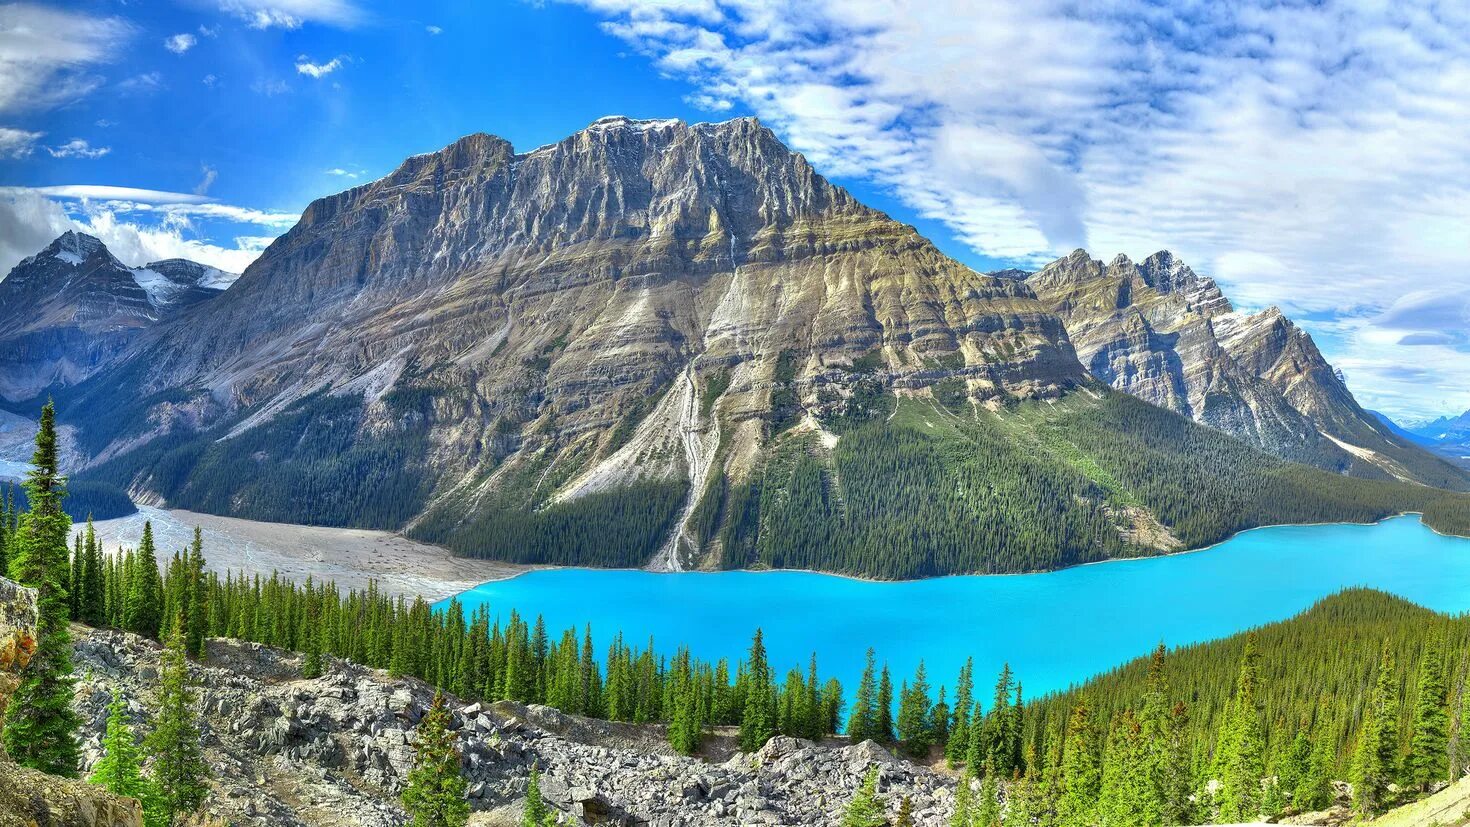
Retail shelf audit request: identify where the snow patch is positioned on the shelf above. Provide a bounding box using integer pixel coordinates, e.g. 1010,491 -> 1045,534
53,250 -> 83,266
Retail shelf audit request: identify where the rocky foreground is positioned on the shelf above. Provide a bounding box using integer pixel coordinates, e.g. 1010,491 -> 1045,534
69,624 -> 959,826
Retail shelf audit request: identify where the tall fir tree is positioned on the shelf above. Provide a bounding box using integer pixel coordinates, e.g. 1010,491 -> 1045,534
738,628 -> 775,752
877,664 -> 894,742
402,692 -> 469,827
145,617 -> 210,823
945,658 -> 973,768
3,400 -> 82,776
895,660 -> 933,758
521,765 -> 557,827
1352,643 -> 1401,816
1057,700 -> 1100,827
848,648 -> 879,743
124,521 -> 163,639
1214,633 -> 1266,822
1406,633 -> 1449,790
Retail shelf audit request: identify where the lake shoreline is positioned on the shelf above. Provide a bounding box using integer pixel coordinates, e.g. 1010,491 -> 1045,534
450,511 -> 1433,591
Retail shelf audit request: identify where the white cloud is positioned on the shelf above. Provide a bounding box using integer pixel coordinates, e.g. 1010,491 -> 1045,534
118,72 -> 164,94
164,33 -> 198,54
220,0 -> 360,30
0,4 -> 133,114
425,25 -> 443,35
194,164 -> 218,195
295,55 -> 344,78
44,139 -> 110,159
324,167 -> 363,179
202,74 -> 219,88
0,188 -> 298,277
0,127 -> 44,158
563,0 -> 1470,419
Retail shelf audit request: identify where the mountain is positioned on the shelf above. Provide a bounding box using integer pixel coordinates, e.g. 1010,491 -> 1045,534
1400,409 -> 1470,468
30,117 -> 1470,578
0,232 -> 235,402
1370,410 -> 1436,447
1024,250 -> 1467,489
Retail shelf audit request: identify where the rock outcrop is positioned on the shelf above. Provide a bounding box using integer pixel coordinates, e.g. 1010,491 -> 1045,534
71,625 -> 961,826
0,577 -> 143,827
1025,250 -> 1468,489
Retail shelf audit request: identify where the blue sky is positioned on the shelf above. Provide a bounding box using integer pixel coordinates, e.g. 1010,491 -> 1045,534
2,0 -> 1469,421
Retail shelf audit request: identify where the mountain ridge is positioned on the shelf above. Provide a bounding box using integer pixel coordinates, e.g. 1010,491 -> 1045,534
7,116 -> 1467,577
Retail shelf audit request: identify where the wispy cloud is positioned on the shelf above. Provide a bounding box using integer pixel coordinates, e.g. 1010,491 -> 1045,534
118,71 -> 164,94
164,33 -> 198,55
295,55 -> 344,78
0,4 -> 133,115
220,0 -> 361,30
425,25 -> 442,35
45,139 -> 110,159
194,164 -> 219,195
562,0 -> 1470,419
0,127 -> 44,159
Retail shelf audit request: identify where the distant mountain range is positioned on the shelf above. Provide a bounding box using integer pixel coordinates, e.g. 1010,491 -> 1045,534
0,231 -> 235,402
2,116 -> 1465,577
1373,409 -> 1470,469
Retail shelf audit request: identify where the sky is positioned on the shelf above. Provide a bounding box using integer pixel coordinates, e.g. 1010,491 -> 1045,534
1,0 -> 1468,422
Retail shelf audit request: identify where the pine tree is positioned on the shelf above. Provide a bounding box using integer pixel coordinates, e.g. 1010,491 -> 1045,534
1057,701 -> 1100,827
125,521 -> 163,639
80,517 -> 105,625
145,618 -> 209,823
402,692 -> 469,827
1406,633 -> 1449,790
949,771 -> 973,827
1296,725 -> 1334,812
185,527 -> 208,659
848,649 -> 879,743
738,629 -> 775,752
876,665 -> 894,742
1214,633 -> 1265,822
975,762 -> 1002,826
89,690 -> 166,827
3,400 -> 81,776
840,767 -> 886,827
521,765 -> 556,827
1352,644 -> 1400,816
895,660 -> 933,758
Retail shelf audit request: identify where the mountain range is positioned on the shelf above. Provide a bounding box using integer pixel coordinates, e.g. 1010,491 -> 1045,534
4,116 -> 1466,577
1376,409 -> 1470,469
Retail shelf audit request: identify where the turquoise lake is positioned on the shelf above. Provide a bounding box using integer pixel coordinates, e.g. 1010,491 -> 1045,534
442,515 -> 1470,698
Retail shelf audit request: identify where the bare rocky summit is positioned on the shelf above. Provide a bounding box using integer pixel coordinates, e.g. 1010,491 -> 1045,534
1025,249 -> 1465,488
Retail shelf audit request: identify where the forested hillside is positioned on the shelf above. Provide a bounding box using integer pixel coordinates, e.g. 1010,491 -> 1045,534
709,392 -> 1470,578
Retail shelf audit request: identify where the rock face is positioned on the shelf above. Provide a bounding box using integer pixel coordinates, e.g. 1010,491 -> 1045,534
0,232 -> 234,401
1025,250 -> 1467,488
48,116 -> 1086,566
71,625 -> 961,826
0,577 -> 143,827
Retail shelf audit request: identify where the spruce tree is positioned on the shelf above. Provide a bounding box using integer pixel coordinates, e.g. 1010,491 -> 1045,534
738,628 -> 775,752
186,527 -> 208,659
521,765 -> 556,827
1406,634 -> 1448,790
847,648 -> 879,743
894,795 -> 914,827
145,618 -> 209,823
89,690 -> 166,827
1352,644 -> 1400,816
1057,701 -> 1099,827
946,661 -> 970,769
895,660 -> 933,758
1214,633 -> 1265,822
840,767 -> 886,827
3,400 -> 82,776
877,665 -> 894,742
80,517 -> 105,625
1296,725 -> 1334,812
402,692 -> 469,827
125,521 -> 163,639
949,771 -> 973,827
